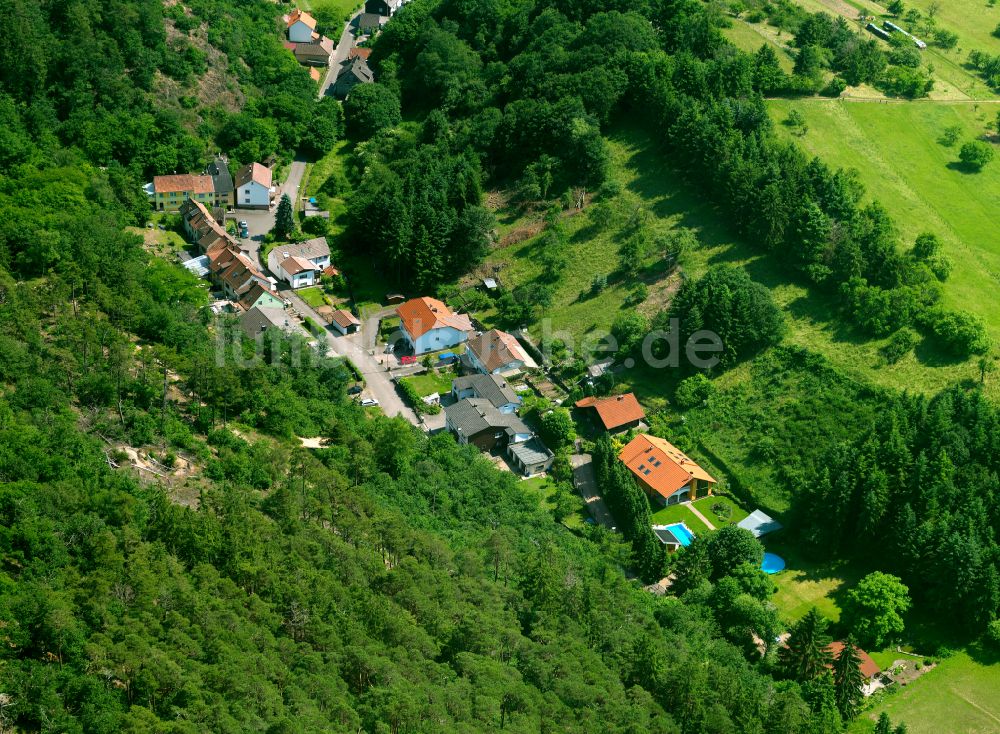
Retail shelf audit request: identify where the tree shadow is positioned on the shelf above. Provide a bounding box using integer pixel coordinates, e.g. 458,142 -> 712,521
945,161 -> 983,175
914,336 -> 966,367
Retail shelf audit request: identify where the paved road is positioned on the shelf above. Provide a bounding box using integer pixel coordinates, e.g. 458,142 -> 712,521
319,12 -> 361,98
571,454 -> 616,529
280,286 -> 420,425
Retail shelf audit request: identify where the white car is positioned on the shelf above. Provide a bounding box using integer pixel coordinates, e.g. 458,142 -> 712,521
359,398 -> 379,407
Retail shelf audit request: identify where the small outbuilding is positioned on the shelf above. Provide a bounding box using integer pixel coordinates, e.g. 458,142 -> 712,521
737,510 -> 783,538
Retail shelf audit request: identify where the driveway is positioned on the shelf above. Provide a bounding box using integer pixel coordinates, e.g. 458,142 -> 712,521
571,454 -> 616,529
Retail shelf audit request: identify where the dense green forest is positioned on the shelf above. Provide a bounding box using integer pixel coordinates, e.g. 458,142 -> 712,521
1,0 -> 998,730
356,0 -> 987,357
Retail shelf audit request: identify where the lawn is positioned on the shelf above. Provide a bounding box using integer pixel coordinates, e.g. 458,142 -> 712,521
650,502 -> 709,531
768,99 -> 1000,345
695,494 -> 750,528
298,286 -> 329,309
849,651 -> 1000,734
399,369 -> 455,397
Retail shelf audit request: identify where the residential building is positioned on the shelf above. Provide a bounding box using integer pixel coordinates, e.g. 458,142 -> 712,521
240,307 -> 308,340
349,47 -> 372,62
575,393 -> 646,433
266,237 -> 331,289
444,398 -> 533,453
508,438 -> 554,476
364,0 -> 401,15
238,281 -> 284,312
179,199 -> 240,255
465,329 -> 530,374
293,36 -> 335,66
206,157 -> 235,208
333,57 -> 374,98
330,308 -> 361,335
396,297 -> 473,355
150,174 -> 215,211
356,12 -> 382,34
286,9 -> 318,43
451,373 -> 521,414
235,162 -> 273,209
618,434 -> 717,506
825,642 -> 881,681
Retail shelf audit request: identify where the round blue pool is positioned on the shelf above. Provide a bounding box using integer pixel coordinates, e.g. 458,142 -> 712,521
761,553 -> 785,574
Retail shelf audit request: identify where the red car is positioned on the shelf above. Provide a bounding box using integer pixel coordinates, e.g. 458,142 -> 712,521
399,355 -> 418,365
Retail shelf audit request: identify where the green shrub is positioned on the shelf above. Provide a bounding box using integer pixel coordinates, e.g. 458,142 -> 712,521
881,328 -> 919,364
674,374 -> 715,409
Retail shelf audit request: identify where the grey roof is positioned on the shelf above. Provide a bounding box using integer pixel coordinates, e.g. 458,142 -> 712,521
653,526 -> 681,545
207,157 -> 234,195
337,57 -> 374,85
357,12 -> 382,28
239,307 -> 305,339
451,373 -> 520,408
278,237 -> 330,261
508,437 -> 552,466
737,510 -> 783,538
446,398 -> 529,438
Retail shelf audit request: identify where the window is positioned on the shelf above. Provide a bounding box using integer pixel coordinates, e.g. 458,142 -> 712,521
244,197 -> 250,204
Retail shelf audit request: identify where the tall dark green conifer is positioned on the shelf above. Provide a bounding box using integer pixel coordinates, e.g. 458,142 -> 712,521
780,607 -> 833,681
832,635 -> 864,721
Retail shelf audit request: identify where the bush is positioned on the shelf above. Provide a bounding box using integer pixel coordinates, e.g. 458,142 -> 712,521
921,307 -> 990,357
674,374 -> 715,409
881,328 -> 919,364
985,619 -> 1000,649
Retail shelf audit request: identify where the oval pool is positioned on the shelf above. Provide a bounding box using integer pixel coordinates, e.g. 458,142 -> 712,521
761,553 -> 786,574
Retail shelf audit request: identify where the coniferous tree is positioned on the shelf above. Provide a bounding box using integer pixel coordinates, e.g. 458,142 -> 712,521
832,635 -> 864,721
274,194 -> 295,240
781,607 -> 833,681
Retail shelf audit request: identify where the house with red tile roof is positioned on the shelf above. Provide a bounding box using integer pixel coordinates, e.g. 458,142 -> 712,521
826,642 -> 881,680
619,434 -> 716,505
396,297 -> 473,355
465,329 -> 530,374
235,162 -> 273,210
286,8 -> 317,43
575,393 -> 646,433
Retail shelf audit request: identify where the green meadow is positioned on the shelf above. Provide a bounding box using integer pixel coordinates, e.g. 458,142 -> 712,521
768,99 -> 1000,343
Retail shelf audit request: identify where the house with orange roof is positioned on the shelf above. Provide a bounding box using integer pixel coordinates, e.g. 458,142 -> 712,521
465,329 -> 531,374
618,433 -> 716,506
236,162 -> 274,210
575,393 -> 646,433
396,297 -> 473,355
826,642 -> 882,691
149,174 -> 215,211
287,8 -> 318,43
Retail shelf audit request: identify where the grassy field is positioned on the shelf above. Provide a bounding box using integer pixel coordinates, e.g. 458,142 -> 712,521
721,19 -> 797,73
697,494 -> 750,528
768,99 -> 1000,343
300,0 -> 359,23
764,533 -> 865,623
303,139 -> 353,240
849,651 -> 1000,734
487,124 -> 990,402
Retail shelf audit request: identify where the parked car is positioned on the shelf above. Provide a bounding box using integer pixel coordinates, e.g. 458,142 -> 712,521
399,355 -> 418,365
346,385 -> 363,395
360,397 -> 379,407
238,220 -> 249,237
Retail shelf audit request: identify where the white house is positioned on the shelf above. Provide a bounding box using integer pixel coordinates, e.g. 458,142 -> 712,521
235,162 -> 273,210
451,373 -> 521,414
267,237 -> 331,289
396,297 -> 473,355
286,9 -> 318,43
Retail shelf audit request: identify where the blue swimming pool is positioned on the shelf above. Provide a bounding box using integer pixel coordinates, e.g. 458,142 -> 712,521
761,552 -> 786,574
666,522 -> 695,547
